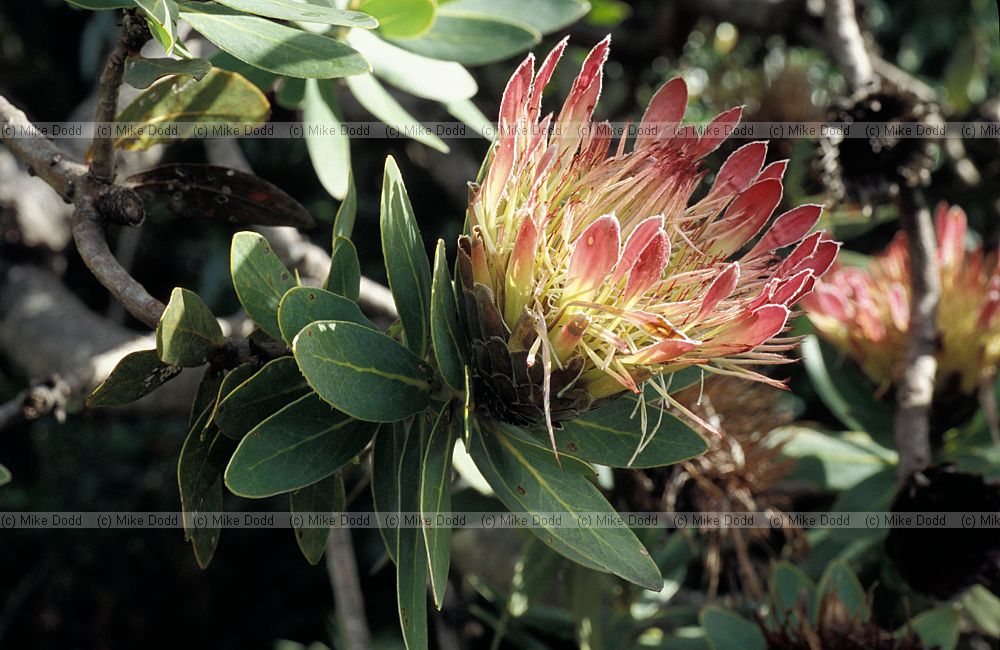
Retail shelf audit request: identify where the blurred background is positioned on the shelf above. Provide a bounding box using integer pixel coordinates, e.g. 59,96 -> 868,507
0,0 -> 999,648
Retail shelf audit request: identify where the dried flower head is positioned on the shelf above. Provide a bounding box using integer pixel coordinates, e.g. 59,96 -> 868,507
805,203 -> 1000,397
459,37 -> 839,433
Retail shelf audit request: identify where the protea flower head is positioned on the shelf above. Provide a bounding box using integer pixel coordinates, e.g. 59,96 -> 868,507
805,203 -> 1000,397
459,37 -> 840,433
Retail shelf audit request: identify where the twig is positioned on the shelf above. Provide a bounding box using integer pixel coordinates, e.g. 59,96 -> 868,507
325,526 -> 372,650
89,9 -> 149,181
824,0 -> 875,91
894,191 -> 939,480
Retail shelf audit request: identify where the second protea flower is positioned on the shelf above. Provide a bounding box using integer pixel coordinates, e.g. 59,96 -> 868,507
459,37 -> 840,431
805,203 -> 1000,398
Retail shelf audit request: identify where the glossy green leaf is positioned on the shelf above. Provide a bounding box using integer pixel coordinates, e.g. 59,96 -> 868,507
899,607 -> 960,650
372,424 -> 405,562
812,560 -> 868,623
421,404 -> 458,608
542,391 -> 707,468
0,464 -> 11,487
391,12 -> 540,66
333,172 -> 357,238
801,335 -> 893,440
225,392 -> 377,497
347,29 -> 476,102
87,349 -> 182,407
381,156 -> 432,357
124,56 -> 211,89
769,561 -> 816,627
178,369 -> 233,568
771,426 -> 897,491
294,320 -> 433,422
345,73 -> 448,152
468,420 -> 663,590
701,607 -> 765,650
397,415 -> 430,650
214,0 -> 377,28
325,237 -> 361,301
115,68 -> 269,150
230,231 -> 298,341
155,287 -> 223,366
136,0 -> 179,54
442,0 -> 589,33
215,357 -> 311,439
290,472 -> 345,565
278,286 -> 373,346
180,3 -> 370,78
430,239 -> 466,391
65,0 -> 135,8
361,0 -> 435,38
303,79 -> 350,200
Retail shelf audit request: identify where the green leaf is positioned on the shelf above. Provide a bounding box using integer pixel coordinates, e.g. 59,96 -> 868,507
290,471 -> 345,565
179,3 -> 371,79
214,0 -> 378,28
468,420 -> 663,590
124,56 -> 211,89
230,231 -> 297,341
155,287 -> 223,366
294,320 -> 433,422
441,0 -> 589,33
444,98 -> 492,138
771,426 -> 897,491
544,391 -> 707,468
124,163 -> 315,228
813,560 -> 868,623
898,607 -> 960,650
87,349 -> 182,407
421,404 -> 458,608
568,565 -> 614,650
325,237 -> 361,301
700,607 -> 765,650
508,538 -> 566,617
801,335 -> 893,440
225,392 -> 377,497
0,464 -> 11,487
344,73 -> 448,152
303,79 -> 350,200
430,240 -> 466,392
361,0 -> 436,38
381,156 -> 432,357
115,68 -> 269,151
372,424 -> 405,562
278,286 -> 373,346
178,369 -> 232,568
346,28 -> 476,102
136,0 -> 179,55
396,416 -> 430,650
276,77 -> 306,109
390,12 -> 540,66
210,50 -> 277,91
65,0 -> 135,8
960,585 -> 1000,637
769,561 -> 816,627
204,362 -> 258,431
215,357 -> 311,439
333,172 -> 357,238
